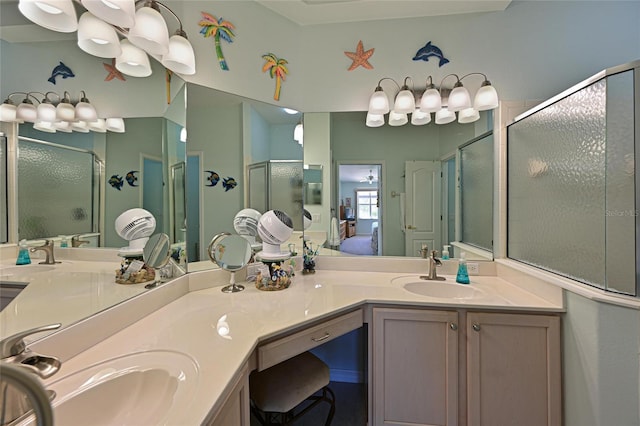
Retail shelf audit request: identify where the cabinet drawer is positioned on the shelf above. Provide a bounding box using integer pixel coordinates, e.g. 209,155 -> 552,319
257,309 -> 363,371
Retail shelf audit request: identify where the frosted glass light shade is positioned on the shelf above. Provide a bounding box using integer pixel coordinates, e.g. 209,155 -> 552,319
56,102 -> 75,121
368,90 -> 390,115
81,0 -> 135,28
458,107 -> 480,124
474,84 -> 499,111
72,120 -> 90,132
448,85 -> 471,112
393,89 -> 416,114
411,109 -> 431,125
77,12 -> 122,58
293,123 -> 303,142
89,118 -> 107,132
37,102 -> 57,122
76,101 -> 98,122
365,112 -> 385,128
54,121 -> 72,132
0,103 -> 18,123
106,117 -> 125,132
18,0 -> 78,32
17,102 -> 37,123
388,110 -> 408,127
116,39 -> 152,77
161,34 -> 196,75
419,88 -> 441,113
127,6 -> 169,55
435,108 -> 456,125
34,120 -> 56,133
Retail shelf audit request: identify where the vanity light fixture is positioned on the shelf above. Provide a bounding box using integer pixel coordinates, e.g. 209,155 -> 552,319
293,122 -> 304,146
18,0 -> 78,33
17,0 -> 196,77
77,11 -> 122,58
0,91 -> 125,133
366,72 -> 498,127
106,117 -> 126,133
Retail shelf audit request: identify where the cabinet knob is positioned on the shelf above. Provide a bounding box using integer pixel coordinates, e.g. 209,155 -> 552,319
406,225 -> 416,230
449,323 -> 458,331
472,323 -> 481,332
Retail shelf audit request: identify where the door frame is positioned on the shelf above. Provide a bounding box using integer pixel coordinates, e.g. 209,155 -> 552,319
334,160 -> 385,255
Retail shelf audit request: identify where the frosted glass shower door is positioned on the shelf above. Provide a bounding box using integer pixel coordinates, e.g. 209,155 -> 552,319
18,138 -> 97,240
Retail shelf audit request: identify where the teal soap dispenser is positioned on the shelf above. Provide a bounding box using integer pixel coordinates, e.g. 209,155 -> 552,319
16,239 -> 31,265
456,252 -> 470,284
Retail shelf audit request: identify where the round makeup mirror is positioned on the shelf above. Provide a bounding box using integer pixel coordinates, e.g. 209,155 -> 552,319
208,232 -> 252,293
143,233 -> 171,289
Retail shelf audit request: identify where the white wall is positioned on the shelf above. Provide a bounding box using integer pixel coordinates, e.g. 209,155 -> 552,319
299,1 -> 640,112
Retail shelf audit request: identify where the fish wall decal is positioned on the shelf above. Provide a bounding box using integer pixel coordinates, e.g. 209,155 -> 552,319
108,175 -> 124,190
125,170 -> 139,187
48,61 -> 75,84
205,170 -> 220,186
412,41 -> 449,67
222,177 -> 237,192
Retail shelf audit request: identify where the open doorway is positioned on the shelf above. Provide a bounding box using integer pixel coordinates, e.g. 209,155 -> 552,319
336,163 -> 382,256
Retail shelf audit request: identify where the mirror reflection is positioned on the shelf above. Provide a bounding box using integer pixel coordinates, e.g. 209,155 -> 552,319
185,83 -> 303,271
208,233 -> 252,293
302,111 -> 494,260
0,77 -> 186,342
13,80 -> 186,252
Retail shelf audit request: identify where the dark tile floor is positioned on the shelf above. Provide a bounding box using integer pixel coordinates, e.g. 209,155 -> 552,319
250,381 -> 367,426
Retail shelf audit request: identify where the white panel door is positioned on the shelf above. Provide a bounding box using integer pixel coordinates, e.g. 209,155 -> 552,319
405,160 -> 441,257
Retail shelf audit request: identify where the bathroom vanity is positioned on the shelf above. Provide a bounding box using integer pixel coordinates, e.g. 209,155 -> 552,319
4,254 -> 564,426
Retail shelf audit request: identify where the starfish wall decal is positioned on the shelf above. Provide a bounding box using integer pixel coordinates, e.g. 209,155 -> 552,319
344,40 -> 374,71
103,58 -> 125,82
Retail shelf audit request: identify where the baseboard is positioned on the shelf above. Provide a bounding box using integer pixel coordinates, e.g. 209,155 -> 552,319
329,368 -> 364,383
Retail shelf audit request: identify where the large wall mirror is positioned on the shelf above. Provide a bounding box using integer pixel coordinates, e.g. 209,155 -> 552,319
185,83 -> 303,272
12,80 -> 186,251
302,111 -> 494,261
0,67 -> 186,341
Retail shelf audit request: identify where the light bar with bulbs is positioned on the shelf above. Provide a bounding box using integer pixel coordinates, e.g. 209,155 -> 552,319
366,73 -> 499,127
16,0 -> 196,77
0,91 -> 125,133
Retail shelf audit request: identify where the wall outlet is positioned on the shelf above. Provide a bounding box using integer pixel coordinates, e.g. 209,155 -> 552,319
312,213 -> 321,222
467,262 -> 479,275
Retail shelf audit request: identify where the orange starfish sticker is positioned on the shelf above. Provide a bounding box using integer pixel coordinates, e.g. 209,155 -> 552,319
344,40 -> 374,71
103,58 -> 125,82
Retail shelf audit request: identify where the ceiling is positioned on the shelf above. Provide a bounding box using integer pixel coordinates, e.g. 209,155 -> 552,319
255,0 -> 512,26
339,164 -> 380,184
0,0 -> 512,42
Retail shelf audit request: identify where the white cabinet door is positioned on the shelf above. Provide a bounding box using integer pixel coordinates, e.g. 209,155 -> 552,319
207,364 -> 250,426
466,312 -> 561,426
373,308 -> 459,426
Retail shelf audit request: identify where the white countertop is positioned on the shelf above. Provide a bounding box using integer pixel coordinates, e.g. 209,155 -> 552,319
45,267 -> 563,425
0,253 -> 148,342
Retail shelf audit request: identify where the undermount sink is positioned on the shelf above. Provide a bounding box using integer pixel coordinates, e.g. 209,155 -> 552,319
19,350 -> 199,426
392,276 -> 485,299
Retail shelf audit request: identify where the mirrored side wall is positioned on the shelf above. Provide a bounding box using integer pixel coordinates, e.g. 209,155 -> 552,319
302,111 -> 495,260
185,83 -> 303,271
3,79 -> 186,252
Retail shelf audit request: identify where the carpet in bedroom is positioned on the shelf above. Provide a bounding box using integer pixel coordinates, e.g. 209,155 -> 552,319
340,235 -> 374,256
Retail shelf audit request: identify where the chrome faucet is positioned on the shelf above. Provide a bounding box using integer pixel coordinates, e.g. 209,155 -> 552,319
29,240 -> 59,265
420,249 -> 445,281
0,324 -> 61,426
71,235 -> 90,248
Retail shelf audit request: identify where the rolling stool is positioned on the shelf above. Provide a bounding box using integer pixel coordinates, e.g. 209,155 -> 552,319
250,351 -> 336,425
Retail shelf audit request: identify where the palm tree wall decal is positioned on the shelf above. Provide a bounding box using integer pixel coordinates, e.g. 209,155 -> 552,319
262,53 -> 289,101
199,12 -> 235,71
